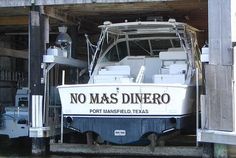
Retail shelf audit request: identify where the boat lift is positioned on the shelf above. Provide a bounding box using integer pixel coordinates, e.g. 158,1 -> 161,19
29,26 -> 87,139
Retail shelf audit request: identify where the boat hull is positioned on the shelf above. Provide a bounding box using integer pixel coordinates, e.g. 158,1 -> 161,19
58,83 -> 195,144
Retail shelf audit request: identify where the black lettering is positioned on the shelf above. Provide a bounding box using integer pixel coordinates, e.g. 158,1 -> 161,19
70,93 -> 78,104
110,93 -> 118,104
130,93 -> 134,103
135,93 -> 142,104
101,94 -> 110,104
162,93 -> 170,104
133,109 -> 138,113
153,93 -> 161,104
143,93 -> 152,103
78,93 -> 86,103
103,109 -> 108,113
90,109 -> 102,113
122,93 -> 130,104
90,93 -> 99,104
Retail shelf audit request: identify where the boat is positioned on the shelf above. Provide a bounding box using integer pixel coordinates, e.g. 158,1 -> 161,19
0,88 -> 29,139
58,19 -> 201,144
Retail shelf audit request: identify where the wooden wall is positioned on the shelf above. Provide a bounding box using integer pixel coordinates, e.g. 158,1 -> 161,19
203,0 -> 234,132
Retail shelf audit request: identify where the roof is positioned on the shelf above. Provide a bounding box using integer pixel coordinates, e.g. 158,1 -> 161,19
99,20 -> 199,35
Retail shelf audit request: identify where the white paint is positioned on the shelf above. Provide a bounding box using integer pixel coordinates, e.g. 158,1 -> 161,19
32,95 -> 43,128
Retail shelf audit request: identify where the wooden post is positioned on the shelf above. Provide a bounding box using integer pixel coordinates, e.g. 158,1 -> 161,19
29,6 -> 49,155
204,0 -> 234,156
206,0 -> 233,131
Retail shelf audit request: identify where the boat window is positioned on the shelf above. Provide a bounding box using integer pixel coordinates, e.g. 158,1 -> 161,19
151,39 -> 181,55
102,41 -> 128,62
129,40 -> 151,56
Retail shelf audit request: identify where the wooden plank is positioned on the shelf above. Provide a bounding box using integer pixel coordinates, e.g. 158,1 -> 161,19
0,0 -> 206,7
205,64 -> 217,129
208,0 -> 232,65
50,143 -> 203,157
200,95 -> 208,129
198,129 -> 236,145
0,48 -> 28,59
218,66 -> 233,131
36,0 -> 173,5
205,64 -> 233,131
0,16 -> 28,26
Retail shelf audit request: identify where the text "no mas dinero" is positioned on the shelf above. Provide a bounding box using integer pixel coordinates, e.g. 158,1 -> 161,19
70,93 -> 170,104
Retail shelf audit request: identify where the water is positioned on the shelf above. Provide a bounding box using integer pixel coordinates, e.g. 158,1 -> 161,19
0,135 -> 199,158
0,139 -> 145,158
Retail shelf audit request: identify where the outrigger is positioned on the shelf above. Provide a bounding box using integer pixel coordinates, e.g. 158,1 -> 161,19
58,19 -> 201,144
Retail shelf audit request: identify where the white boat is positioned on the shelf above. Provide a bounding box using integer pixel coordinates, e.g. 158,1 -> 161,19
58,19 -> 201,144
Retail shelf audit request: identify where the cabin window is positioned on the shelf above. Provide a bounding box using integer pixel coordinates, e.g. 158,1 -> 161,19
151,39 -> 181,55
129,40 -> 151,56
103,41 -> 128,62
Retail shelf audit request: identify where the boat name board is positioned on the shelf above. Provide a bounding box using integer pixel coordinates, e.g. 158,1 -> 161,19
70,92 -> 170,105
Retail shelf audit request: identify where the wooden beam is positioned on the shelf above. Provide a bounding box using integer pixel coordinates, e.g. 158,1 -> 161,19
0,16 -> 28,26
0,9 -> 78,26
44,7 -> 79,25
0,0 -> 207,9
208,0 -> 232,65
0,47 -> 28,59
198,129 -> 236,145
36,0 -> 175,6
0,0 -> 201,7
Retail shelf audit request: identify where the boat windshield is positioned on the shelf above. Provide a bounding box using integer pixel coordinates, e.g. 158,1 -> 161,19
101,38 -> 181,62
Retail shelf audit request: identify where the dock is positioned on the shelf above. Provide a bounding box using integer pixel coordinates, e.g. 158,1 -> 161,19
50,144 -> 203,157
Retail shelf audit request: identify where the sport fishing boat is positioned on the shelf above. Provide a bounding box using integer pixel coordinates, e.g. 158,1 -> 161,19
58,19 -> 201,144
